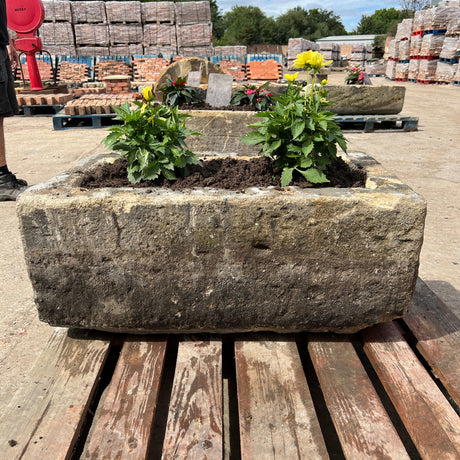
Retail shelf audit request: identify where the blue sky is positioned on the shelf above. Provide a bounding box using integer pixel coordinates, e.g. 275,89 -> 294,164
216,0 -> 404,32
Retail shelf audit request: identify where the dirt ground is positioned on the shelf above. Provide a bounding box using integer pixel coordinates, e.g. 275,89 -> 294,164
0,73 -> 459,409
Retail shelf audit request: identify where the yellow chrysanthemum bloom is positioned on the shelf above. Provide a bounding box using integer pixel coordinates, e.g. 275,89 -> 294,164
293,51 -> 333,71
321,79 -> 328,85
142,86 -> 154,101
285,72 -> 299,82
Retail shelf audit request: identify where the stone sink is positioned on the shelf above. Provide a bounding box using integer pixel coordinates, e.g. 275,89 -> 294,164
16,152 -> 426,334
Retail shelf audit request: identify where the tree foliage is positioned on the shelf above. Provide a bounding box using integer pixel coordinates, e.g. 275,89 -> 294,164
399,0 -> 431,13
275,8 -> 346,43
353,8 -> 413,35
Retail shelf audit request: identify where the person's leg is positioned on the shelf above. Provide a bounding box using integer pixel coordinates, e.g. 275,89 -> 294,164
0,117 -> 6,167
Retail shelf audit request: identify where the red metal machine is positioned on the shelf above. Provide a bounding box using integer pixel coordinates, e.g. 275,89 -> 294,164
6,0 -> 45,90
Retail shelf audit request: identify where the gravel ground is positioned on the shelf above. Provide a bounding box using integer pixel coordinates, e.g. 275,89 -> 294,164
0,73 -> 458,409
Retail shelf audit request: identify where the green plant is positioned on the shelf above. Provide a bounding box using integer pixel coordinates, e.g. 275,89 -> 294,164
103,89 -> 201,184
160,77 -> 199,107
230,81 -> 274,111
242,51 -> 347,186
345,66 -> 365,85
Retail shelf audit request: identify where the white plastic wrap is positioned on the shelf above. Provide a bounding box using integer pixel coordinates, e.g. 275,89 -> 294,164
436,61 -> 458,81
418,59 -> 438,80
385,59 -> 396,79
420,34 -> 446,56
447,10 -> 460,35
433,4 -> 460,29
399,40 -> 410,60
388,39 -> 399,59
395,19 -> 413,40
365,63 -> 385,75
440,37 -> 459,59
410,34 -> 423,57
454,63 -> 460,81
423,8 -> 435,30
413,10 -> 424,32
408,59 -> 420,80
395,61 -> 409,79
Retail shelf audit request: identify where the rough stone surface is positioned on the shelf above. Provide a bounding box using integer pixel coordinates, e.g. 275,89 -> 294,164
154,57 -> 224,100
16,152 -> 426,334
206,73 -> 234,107
182,110 -> 257,155
232,83 -> 406,115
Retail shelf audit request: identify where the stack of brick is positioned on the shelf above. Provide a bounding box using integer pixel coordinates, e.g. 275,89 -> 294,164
40,0 -> 75,55
213,46 -> 247,56
446,9 -> 460,35
72,1 -> 109,55
105,1 -> 143,55
94,60 -> 133,81
16,59 -> 54,81
408,59 -> 420,80
64,94 -> 137,115
385,58 -> 397,80
246,60 -> 281,81
395,19 -> 413,41
16,93 -> 73,106
454,62 -> 460,82
218,59 -> 246,81
412,10 -> 424,34
318,43 -> 341,67
436,36 -> 459,82
142,1 -> 176,55
103,75 -> 132,93
57,61 -> 90,83
132,57 -> 170,81
175,2 -> 212,57
396,38 -> 410,80
287,38 -> 318,69
385,39 -> 399,79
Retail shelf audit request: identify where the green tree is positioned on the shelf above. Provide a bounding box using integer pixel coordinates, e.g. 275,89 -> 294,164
218,6 -> 277,45
275,8 -> 346,43
353,8 -> 412,35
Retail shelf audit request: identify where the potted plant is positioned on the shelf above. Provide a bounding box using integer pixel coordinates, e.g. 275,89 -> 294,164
16,53 -> 426,334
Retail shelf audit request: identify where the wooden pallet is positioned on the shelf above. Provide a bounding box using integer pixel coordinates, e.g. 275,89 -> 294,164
334,114 -> 419,132
53,110 -> 117,130
0,278 -> 459,459
20,104 -> 64,116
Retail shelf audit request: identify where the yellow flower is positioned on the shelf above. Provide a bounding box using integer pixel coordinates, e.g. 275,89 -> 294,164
321,79 -> 328,86
142,86 -> 154,101
285,72 -> 298,82
293,51 -> 333,71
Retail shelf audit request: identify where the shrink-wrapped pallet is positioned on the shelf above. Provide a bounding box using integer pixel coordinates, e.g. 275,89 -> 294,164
144,45 -> 177,56
42,0 -> 72,22
436,61 -> 458,81
420,34 -> 446,56
141,2 -> 175,23
71,1 -> 107,23
75,24 -> 110,46
109,24 -> 143,44
287,38 -> 316,59
176,23 -> 212,47
40,22 -> 74,45
175,1 -> 211,24
395,61 -> 409,79
440,36 -> 459,59
410,34 -> 422,57
447,9 -> 460,35
388,39 -> 399,59
413,10 -> 424,32
385,59 -> 396,79
395,19 -> 413,40
399,40 -> 410,60
105,1 -> 141,23
365,62 -> 385,75
110,45 -> 144,56
143,24 -> 177,46
132,57 -> 170,81
44,44 -> 76,55
77,46 -> 109,56
213,45 -> 247,56
178,46 -> 213,57
454,62 -> 460,81
432,3 -> 460,29
418,59 -> 438,80
408,59 -> 420,79
423,8 -> 435,30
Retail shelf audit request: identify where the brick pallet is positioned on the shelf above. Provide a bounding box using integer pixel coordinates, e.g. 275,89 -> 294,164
16,60 -> 54,81
75,24 -> 110,46
141,1 -> 175,24
175,1 -> 211,24
63,94 -> 136,115
94,60 -> 133,81
39,22 -> 74,45
70,1 -> 107,24
105,1 -> 141,23
42,0 -> 73,22
176,23 -> 212,48
218,59 -> 247,81
132,57 -> 170,82
246,60 -> 282,81
143,24 -> 177,47
110,45 -> 144,56
17,93 -> 73,107
109,24 -> 143,45
57,61 -> 90,83
0,279 -> 459,460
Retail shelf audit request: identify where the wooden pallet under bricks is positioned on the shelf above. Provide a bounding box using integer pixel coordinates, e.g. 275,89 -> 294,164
246,59 -> 282,81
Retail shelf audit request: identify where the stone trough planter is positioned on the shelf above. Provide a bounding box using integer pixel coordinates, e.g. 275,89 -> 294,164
17,152 -> 426,334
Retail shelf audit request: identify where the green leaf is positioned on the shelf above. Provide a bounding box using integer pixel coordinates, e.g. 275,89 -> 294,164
281,168 -> 294,186
241,130 -> 266,145
301,141 -> 314,156
291,120 -> 305,139
300,168 -> 329,184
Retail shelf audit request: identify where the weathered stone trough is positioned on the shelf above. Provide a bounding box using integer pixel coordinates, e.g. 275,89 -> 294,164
16,151 -> 426,334
184,84 -> 406,155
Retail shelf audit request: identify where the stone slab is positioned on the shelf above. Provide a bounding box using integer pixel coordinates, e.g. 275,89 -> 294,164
186,71 -> 202,87
16,152 -> 426,334
206,73 -> 233,107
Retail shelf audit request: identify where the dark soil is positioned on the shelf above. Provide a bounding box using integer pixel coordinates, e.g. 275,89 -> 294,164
79,156 -> 366,191
179,101 -> 258,111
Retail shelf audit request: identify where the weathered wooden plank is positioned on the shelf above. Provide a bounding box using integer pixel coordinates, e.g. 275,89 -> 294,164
235,337 -> 329,459
308,334 -> 410,459
0,328 -> 111,460
403,278 -> 460,406
161,339 -> 223,459
84,338 -> 167,459
363,322 -> 460,459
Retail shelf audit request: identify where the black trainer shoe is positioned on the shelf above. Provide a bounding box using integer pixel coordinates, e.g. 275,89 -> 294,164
0,172 -> 28,201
